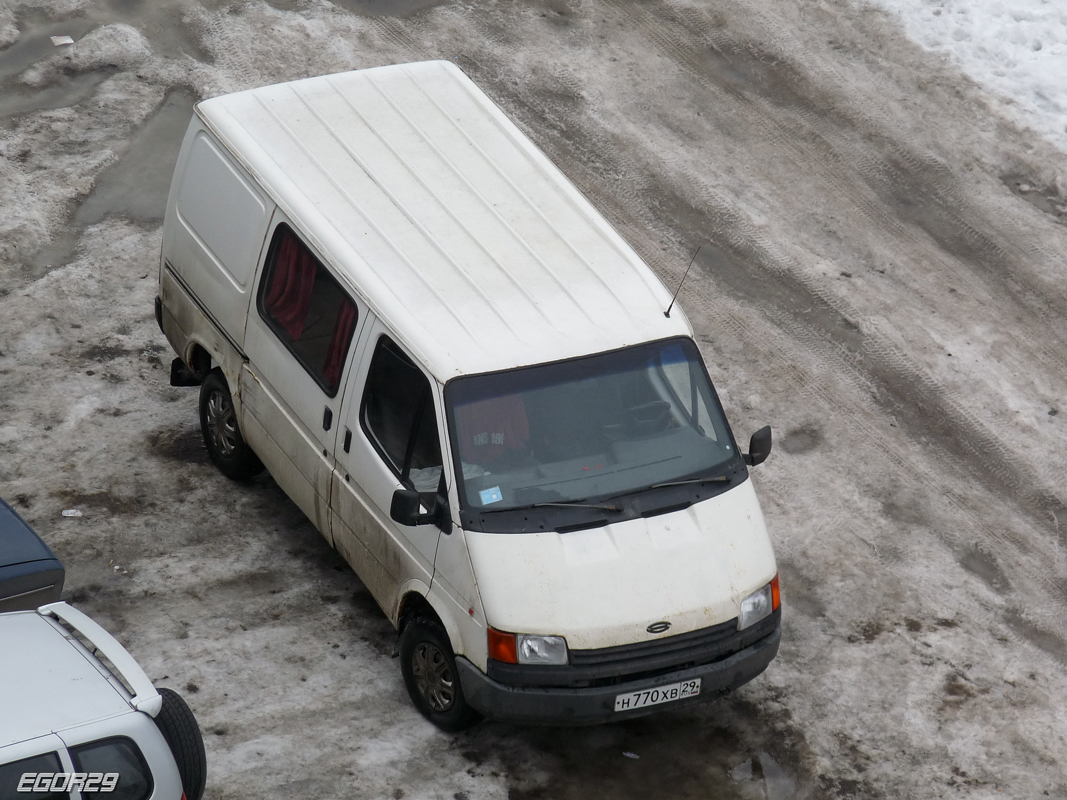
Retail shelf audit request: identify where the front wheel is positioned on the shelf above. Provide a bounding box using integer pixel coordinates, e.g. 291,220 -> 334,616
199,370 -> 264,480
399,617 -> 482,732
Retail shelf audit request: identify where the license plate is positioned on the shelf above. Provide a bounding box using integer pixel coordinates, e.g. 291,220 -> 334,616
614,678 -> 701,712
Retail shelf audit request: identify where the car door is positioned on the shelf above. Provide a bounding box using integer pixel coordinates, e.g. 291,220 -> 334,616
240,215 -> 367,537
330,323 -> 447,620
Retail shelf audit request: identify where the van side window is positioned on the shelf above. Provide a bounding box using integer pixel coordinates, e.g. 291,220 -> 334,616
257,224 -> 358,396
361,337 -> 443,500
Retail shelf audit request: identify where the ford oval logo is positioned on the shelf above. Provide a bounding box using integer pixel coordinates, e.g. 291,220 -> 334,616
646,621 -> 671,634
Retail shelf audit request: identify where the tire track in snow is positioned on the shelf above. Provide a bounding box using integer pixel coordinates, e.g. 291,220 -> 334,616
635,0 -> 1067,392
592,0 -> 1067,541
662,176 -> 1067,609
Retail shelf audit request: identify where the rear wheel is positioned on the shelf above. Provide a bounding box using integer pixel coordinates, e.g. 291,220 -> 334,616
399,617 -> 482,732
153,688 -> 207,800
199,370 -> 263,480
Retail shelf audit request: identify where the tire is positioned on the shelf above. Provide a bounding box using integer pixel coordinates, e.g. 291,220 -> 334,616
199,370 -> 264,480
154,688 -> 207,800
399,617 -> 482,732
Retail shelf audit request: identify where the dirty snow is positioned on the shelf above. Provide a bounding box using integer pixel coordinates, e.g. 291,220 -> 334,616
1,0 -> 1066,798
869,0 -> 1067,156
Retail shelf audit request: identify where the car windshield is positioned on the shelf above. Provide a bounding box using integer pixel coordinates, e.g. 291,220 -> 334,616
445,337 -> 737,513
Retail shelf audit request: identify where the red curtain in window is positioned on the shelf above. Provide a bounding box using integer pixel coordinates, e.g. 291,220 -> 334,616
323,299 -> 357,391
264,231 -> 317,340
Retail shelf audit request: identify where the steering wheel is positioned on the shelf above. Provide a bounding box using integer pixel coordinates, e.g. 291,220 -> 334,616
626,400 -> 672,434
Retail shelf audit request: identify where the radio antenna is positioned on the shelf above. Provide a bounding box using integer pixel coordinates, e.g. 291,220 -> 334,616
664,245 -> 701,318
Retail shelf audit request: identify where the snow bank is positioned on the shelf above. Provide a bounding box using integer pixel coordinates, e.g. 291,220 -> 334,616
0,7 -> 17,50
19,23 -> 154,87
867,0 -> 1067,154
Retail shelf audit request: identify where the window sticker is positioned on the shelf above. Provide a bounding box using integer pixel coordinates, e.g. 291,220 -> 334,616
479,486 -> 503,505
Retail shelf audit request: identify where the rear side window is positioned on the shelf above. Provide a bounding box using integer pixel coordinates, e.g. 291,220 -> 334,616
257,224 -> 359,396
0,752 -> 66,799
69,738 -> 152,800
361,337 -> 443,500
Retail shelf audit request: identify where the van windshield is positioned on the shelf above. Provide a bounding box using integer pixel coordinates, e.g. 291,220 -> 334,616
445,338 -> 738,517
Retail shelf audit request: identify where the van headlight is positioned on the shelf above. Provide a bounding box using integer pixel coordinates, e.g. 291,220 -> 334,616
518,634 -> 569,665
738,574 -> 781,630
488,628 -> 569,665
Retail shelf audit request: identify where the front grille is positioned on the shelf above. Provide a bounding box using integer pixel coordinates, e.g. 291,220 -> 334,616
486,609 -> 781,688
569,618 -> 739,669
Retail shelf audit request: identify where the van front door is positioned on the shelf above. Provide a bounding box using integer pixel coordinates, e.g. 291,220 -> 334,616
330,324 -> 446,620
241,218 -> 366,536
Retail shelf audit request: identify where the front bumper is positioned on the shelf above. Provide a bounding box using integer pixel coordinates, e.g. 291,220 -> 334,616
456,623 -> 781,725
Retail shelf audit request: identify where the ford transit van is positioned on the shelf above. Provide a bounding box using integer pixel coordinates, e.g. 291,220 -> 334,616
156,61 -> 780,729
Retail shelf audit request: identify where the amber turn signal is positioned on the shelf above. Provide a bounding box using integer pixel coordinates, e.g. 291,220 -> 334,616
488,627 -> 518,663
771,573 -> 781,611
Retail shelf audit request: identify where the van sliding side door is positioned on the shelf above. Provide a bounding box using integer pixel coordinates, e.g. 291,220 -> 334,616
329,320 -> 446,622
240,215 -> 367,538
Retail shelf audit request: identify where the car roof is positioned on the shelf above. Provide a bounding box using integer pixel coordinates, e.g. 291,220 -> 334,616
0,498 -> 57,569
0,611 -> 131,748
195,60 -> 692,382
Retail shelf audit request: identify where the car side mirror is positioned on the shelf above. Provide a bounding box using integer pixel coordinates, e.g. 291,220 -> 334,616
744,425 -> 772,467
390,488 -> 452,533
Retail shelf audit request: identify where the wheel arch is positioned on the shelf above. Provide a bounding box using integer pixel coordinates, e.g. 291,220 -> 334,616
396,586 -> 472,657
397,588 -> 438,633
183,342 -> 214,381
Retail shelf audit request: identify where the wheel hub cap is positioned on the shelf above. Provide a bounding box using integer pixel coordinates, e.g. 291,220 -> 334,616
206,389 -> 239,457
412,642 -> 455,712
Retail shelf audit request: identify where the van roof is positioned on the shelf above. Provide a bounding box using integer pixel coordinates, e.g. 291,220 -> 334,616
196,61 -> 691,380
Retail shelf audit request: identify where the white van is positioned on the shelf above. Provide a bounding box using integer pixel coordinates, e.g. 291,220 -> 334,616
155,61 -> 781,730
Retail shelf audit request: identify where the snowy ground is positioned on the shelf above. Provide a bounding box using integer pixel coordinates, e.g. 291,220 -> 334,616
868,0 -> 1067,156
1,0 -> 1066,798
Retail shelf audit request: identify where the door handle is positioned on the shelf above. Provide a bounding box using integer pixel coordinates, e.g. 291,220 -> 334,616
343,428 -> 352,453
322,406 -> 333,431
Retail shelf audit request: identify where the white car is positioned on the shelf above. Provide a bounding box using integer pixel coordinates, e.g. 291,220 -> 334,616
0,603 -> 206,800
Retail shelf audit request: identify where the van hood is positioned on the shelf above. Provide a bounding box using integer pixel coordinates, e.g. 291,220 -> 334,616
464,478 -> 776,650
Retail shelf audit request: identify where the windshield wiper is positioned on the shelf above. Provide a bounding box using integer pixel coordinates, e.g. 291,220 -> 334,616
530,501 -> 623,512
646,475 -> 732,490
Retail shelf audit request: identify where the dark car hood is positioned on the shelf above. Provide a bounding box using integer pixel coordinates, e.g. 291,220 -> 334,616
0,498 -> 57,567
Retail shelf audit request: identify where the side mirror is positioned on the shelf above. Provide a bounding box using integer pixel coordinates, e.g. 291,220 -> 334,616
390,488 -> 452,533
743,425 -> 772,467
390,489 -> 432,526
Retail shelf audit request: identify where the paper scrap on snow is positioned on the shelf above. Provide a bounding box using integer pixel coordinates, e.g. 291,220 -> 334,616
50,35 -> 74,46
